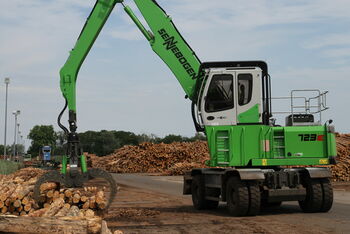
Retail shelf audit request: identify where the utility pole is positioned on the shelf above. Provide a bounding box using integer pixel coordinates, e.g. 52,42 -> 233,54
17,127 -> 21,156
12,110 -> 20,160
3,78 -> 10,159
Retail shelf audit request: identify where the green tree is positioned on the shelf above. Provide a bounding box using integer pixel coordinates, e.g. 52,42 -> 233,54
79,130 -> 119,156
159,134 -> 184,144
0,145 -> 11,156
112,131 -> 139,147
27,125 -> 57,156
54,131 -> 67,156
189,133 -> 206,141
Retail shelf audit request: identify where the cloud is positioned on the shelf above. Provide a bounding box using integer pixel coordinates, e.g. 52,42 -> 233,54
303,33 -> 350,50
165,0 -> 350,31
109,27 -> 143,41
322,48 -> 350,58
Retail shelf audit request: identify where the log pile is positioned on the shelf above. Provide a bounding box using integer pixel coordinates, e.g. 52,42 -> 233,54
89,134 -> 350,181
88,141 -> 209,174
0,168 -> 107,217
329,133 -> 350,181
0,215 -> 103,234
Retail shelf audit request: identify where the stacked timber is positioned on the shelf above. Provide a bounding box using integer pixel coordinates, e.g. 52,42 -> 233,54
89,135 -> 350,181
330,133 -> 350,181
0,168 -> 107,217
88,141 -> 209,174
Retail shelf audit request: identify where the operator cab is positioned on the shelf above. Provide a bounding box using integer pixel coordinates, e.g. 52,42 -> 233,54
196,61 -> 271,127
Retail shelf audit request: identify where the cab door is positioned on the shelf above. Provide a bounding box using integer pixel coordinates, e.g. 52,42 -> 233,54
200,70 -> 236,126
236,69 -> 263,124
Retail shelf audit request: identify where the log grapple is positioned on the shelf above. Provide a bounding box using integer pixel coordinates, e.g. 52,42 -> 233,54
33,100 -> 117,210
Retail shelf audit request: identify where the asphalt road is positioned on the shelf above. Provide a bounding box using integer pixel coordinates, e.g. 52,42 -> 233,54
112,173 -> 350,233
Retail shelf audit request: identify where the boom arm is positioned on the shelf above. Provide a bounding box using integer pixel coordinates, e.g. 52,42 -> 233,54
60,0 -> 202,127
59,0 -> 203,170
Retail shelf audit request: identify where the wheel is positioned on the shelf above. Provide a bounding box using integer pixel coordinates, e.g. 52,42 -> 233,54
191,175 -> 219,210
246,181 -> 261,216
320,178 -> 333,212
299,178 -> 323,213
226,177 -> 249,216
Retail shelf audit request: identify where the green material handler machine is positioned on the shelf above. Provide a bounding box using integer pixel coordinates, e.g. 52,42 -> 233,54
34,0 -> 337,215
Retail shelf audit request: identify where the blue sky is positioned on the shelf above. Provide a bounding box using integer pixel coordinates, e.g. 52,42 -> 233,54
0,0 -> 349,148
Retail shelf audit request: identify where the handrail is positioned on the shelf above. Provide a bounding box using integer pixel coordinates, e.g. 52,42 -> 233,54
270,89 -> 329,126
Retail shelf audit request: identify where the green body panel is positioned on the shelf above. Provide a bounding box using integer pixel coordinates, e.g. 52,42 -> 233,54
237,104 -> 260,123
133,0 -> 201,100
205,124 -> 336,167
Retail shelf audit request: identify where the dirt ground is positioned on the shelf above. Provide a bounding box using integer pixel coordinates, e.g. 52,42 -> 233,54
103,185 -> 335,234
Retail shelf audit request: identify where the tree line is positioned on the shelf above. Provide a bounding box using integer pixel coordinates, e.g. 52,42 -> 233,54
23,125 -> 206,157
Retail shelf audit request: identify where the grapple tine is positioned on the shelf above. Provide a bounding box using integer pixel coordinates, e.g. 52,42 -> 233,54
88,168 -> 117,210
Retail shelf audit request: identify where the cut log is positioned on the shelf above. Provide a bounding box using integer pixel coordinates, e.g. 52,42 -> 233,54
1,206 -> 7,214
17,185 -> 34,200
17,205 -> 23,212
46,190 -> 54,198
82,201 -> 90,210
40,182 -> 58,192
95,191 -> 105,205
81,196 -> 88,203
22,196 -> 29,205
59,193 -> 65,200
28,208 -> 49,217
85,209 -> 95,217
24,204 -> 32,212
13,199 -> 22,208
10,185 -> 23,202
0,215 -> 102,234
4,199 -> 10,207
64,189 -> 73,198
53,190 -> 60,199
89,196 -> 96,209
66,205 -> 80,217
43,198 -> 65,217
73,193 -> 81,204
101,220 -> 112,234
55,206 -> 70,217
20,211 -> 27,216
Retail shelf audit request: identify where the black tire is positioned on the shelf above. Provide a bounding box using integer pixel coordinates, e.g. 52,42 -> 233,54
205,187 -> 220,209
299,178 -> 323,213
191,175 -> 219,210
226,177 -> 249,216
320,178 -> 333,212
247,182 -> 261,216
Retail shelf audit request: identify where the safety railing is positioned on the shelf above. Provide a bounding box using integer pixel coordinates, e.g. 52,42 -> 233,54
271,89 -> 329,126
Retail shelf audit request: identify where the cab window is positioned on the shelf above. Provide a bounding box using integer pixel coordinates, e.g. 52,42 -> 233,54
205,74 -> 234,113
238,73 -> 253,106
